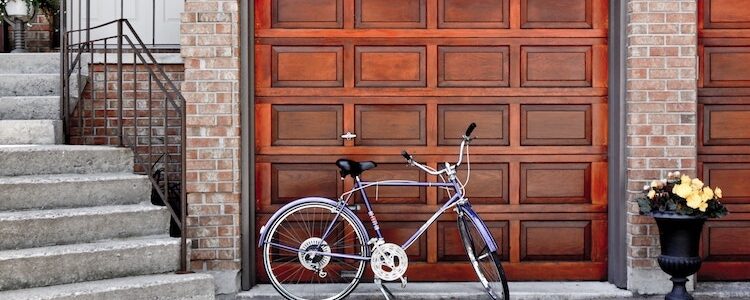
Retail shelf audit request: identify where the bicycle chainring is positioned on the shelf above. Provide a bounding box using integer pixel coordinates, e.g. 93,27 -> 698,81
370,243 -> 409,281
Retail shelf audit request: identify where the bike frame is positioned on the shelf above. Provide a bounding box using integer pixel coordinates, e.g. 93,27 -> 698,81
259,172 -> 499,262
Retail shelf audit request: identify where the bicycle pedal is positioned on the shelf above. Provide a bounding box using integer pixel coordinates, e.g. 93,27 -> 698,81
400,276 -> 407,289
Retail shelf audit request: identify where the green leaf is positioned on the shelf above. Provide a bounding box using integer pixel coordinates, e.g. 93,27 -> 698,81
637,197 -> 653,214
676,203 -> 694,215
666,199 -> 677,211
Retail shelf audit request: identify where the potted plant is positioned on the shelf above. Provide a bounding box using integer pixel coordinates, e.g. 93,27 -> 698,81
637,172 -> 728,300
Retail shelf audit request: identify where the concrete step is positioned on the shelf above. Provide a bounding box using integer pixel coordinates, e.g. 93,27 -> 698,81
0,74 -> 60,97
0,145 -> 133,176
0,235 -> 180,291
0,203 -> 168,250
0,173 -> 151,211
0,120 -> 62,144
0,96 -> 60,120
238,282 -> 633,300
0,53 -> 59,74
0,273 -> 215,300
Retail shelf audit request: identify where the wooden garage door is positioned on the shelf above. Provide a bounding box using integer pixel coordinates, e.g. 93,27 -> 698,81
698,0 -> 750,281
254,0 -> 609,281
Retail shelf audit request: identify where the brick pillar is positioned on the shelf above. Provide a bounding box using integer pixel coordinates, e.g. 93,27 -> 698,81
180,0 -> 241,294
625,0 -> 698,294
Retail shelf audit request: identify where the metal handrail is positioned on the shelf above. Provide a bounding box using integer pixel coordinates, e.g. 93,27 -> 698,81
60,14 -> 189,273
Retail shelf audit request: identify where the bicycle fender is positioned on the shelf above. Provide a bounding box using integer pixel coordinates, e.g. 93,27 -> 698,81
459,204 -> 499,253
257,197 -> 369,248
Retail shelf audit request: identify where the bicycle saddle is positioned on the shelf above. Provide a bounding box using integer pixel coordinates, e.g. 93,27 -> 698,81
335,159 -> 377,178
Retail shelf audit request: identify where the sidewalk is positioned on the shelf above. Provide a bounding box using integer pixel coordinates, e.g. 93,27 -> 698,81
236,281 -> 750,299
237,282 -> 631,299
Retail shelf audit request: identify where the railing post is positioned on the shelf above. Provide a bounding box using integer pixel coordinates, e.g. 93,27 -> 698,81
181,93 -> 189,273
60,0 -> 68,142
117,20 -> 124,147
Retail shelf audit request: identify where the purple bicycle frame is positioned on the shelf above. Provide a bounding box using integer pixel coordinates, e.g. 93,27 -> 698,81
259,175 -> 499,262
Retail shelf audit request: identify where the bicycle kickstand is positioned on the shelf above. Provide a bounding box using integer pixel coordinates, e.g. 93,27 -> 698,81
374,278 -> 396,300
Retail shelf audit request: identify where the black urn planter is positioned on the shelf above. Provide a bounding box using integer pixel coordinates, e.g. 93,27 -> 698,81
652,212 -> 706,300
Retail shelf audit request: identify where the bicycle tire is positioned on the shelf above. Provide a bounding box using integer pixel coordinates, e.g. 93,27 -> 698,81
457,213 -> 510,300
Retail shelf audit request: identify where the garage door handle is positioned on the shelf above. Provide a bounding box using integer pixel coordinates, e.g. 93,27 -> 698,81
341,132 -> 357,140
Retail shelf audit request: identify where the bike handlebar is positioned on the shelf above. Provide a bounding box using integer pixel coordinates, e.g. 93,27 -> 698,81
402,123 -> 475,175
401,150 -> 413,162
464,122 -> 476,138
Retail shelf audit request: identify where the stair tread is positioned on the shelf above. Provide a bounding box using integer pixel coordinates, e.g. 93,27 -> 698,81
0,202 -> 164,220
0,144 -> 130,152
0,172 -> 148,184
0,96 -> 59,100
0,273 -> 214,300
0,235 -> 177,261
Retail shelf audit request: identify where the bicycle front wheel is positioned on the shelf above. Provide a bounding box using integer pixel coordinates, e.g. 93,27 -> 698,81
457,213 -> 510,300
262,201 -> 368,300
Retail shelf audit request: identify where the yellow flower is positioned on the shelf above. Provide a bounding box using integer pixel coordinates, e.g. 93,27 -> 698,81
647,190 -> 656,199
673,183 -> 692,198
698,201 -> 708,212
715,187 -> 722,198
686,192 -> 704,210
651,180 -> 660,188
702,187 -> 714,201
681,174 -> 691,185
691,178 -> 704,190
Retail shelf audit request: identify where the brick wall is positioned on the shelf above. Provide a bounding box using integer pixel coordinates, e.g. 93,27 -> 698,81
625,0 -> 698,293
180,0 -> 242,274
70,63 -> 185,181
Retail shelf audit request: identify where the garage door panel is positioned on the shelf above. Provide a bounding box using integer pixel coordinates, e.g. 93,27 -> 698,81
355,46 -> 427,87
521,105 -> 592,145
703,0 -> 750,29
703,105 -> 750,145
703,47 -> 750,87
703,221 -> 750,260
521,0 -> 592,29
355,105 -> 426,146
355,0 -> 426,28
438,105 -> 509,146
520,221 -> 591,261
271,105 -> 343,146
521,46 -> 592,87
272,0 -> 343,28
271,164 -> 342,204
521,163 -> 591,204
272,46 -> 344,87
438,46 -> 510,87
438,0 -> 509,29
702,163 -> 750,204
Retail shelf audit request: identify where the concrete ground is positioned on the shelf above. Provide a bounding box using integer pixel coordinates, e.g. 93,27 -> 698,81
236,281 -> 750,299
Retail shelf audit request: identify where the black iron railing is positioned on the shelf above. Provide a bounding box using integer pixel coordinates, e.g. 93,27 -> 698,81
60,4 -> 188,272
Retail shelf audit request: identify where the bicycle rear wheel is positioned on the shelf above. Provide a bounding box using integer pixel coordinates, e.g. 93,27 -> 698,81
457,213 -> 510,300
262,201 -> 368,300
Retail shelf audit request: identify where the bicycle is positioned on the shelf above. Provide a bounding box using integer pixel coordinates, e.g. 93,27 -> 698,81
258,123 -> 510,300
